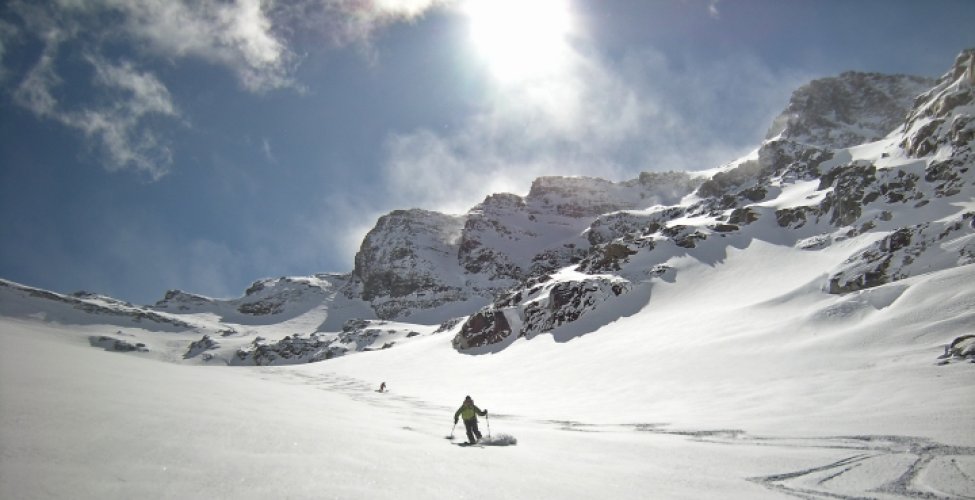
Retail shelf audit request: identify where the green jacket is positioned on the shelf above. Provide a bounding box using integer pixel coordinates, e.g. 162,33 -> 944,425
454,402 -> 486,422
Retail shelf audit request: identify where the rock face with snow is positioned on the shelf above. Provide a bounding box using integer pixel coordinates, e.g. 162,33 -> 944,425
5,50 -> 974,362
230,320 -> 424,366
153,274 -> 352,325
766,71 -> 935,148
450,49 -> 975,352
349,172 -> 701,320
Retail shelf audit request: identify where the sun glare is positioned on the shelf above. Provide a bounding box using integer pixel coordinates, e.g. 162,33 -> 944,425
463,0 -> 573,82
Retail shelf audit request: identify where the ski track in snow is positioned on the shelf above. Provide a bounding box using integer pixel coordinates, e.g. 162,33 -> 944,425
269,368 -> 975,499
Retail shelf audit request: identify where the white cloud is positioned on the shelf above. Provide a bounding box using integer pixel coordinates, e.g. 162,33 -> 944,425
11,32 -> 63,119
89,56 -> 177,116
270,0 -> 453,52
709,0 -> 721,19
13,49 -> 179,179
4,0 -> 301,178
7,0 -> 297,92
107,0 -> 296,92
4,0 -> 460,180
261,138 -> 277,164
379,34 -> 808,216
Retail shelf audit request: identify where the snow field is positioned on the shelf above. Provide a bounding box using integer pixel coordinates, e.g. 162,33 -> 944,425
0,319 -> 877,499
1,222 -> 973,498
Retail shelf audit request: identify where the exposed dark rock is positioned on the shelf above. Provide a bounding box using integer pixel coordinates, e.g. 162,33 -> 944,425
767,71 -> 934,149
818,162 -> 878,227
729,207 -> 761,226
519,278 -> 631,340
712,224 -> 739,233
578,243 -> 638,273
89,335 -> 148,353
452,310 -> 512,351
776,207 -> 811,228
238,299 -> 284,316
235,333 -> 340,366
185,335 -> 219,359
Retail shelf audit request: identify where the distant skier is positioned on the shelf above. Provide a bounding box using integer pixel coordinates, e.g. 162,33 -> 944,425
453,395 -> 488,444
379,382 -> 386,393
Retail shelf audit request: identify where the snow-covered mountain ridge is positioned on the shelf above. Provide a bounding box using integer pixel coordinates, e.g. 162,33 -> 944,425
450,49 -> 975,352
3,49 -> 975,500
2,49 -> 974,365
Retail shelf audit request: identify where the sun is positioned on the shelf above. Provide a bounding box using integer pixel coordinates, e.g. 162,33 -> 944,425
462,0 -> 573,83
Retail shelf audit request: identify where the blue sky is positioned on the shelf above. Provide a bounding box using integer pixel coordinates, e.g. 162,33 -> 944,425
1,0 -> 973,305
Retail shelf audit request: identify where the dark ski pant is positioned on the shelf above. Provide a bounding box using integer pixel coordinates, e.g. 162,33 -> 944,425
463,418 -> 482,443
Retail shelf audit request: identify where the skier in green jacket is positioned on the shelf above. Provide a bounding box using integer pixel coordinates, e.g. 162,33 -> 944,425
454,395 -> 488,444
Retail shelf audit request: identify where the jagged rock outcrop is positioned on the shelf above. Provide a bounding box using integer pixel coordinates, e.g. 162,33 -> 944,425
230,319 -> 423,365
820,50 -> 975,292
352,172 -> 701,320
154,274 -> 346,324
351,209 -> 471,319
354,209 -> 466,302
185,335 -> 220,360
451,309 -> 512,351
450,49 -> 975,352
156,290 -> 213,311
901,49 -> 975,158
767,71 -> 935,148
520,277 -> 630,337
234,333 -> 342,366
827,213 -> 975,294
450,271 -> 633,351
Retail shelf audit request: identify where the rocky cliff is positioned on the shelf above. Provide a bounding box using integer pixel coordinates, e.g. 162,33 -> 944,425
13,50 -> 972,363
450,49 -> 975,352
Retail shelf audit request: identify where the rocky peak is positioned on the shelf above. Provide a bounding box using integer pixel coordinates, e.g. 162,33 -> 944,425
348,172 -> 702,320
766,71 -> 934,149
352,209 -> 466,304
900,48 -> 975,157
525,174 -> 697,218
450,51 -> 975,354
155,290 -> 213,310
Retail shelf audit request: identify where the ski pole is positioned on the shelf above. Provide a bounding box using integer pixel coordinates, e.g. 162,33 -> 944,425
448,422 -> 456,439
486,413 -> 491,439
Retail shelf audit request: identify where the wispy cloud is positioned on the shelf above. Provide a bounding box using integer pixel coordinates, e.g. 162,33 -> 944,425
2,0 -> 457,179
272,0 -> 453,49
3,0 -> 302,178
708,0 -> 721,20
261,138 -> 277,164
13,45 -> 179,179
109,0 -> 297,92
379,27 -> 807,215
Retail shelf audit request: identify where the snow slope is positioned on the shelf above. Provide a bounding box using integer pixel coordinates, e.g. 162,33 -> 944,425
2,50 -> 975,500
2,250 -> 973,498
